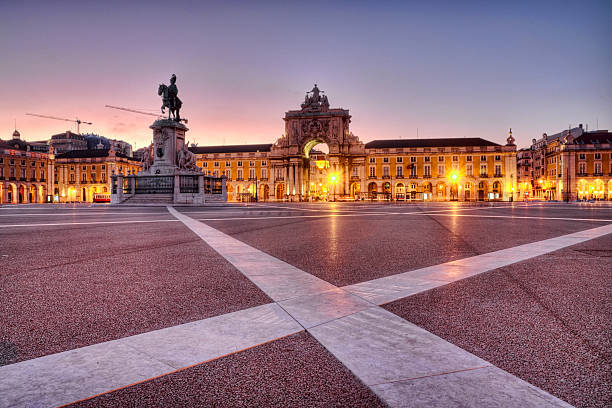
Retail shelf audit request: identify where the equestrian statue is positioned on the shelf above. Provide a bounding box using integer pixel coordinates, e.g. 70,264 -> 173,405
158,74 -> 184,122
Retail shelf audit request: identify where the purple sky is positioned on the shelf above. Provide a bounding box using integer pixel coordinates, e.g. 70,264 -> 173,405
1,0 -> 610,149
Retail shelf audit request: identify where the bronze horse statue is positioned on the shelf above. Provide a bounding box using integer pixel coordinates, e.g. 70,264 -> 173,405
158,84 -> 182,122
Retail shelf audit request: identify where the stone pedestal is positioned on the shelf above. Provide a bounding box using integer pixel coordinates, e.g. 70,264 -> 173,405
111,119 -> 227,205
148,119 -> 189,175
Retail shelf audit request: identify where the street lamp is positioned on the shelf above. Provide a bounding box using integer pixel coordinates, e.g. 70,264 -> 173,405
329,172 -> 339,201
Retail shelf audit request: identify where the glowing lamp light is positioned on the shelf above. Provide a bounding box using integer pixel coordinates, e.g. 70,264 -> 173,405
329,173 -> 339,184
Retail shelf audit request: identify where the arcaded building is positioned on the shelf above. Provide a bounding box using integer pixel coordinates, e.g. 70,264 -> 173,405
522,125 -> 612,201
192,86 -> 518,202
0,130 -> 53,204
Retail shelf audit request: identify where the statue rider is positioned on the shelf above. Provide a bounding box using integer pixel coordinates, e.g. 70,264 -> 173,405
168,74 -> 181,122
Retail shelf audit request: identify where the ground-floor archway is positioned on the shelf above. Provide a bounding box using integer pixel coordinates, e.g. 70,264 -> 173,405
436,182 -> 446,200
478,181 -> 488,201
423,182 -> 432,200
276,183 -> 284,200
464,182 -> 474,201
260,184 -> 270,201
350,182 -> 360,199
395,183 -> 405,201
368,182 -> 378,199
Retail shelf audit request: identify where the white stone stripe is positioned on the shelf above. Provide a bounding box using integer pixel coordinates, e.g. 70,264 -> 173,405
308,305 -> 573,407
168,206 -> 338,301
172,208 -> 574,407
0,303 -> 302,408
0,219 -> 179,228
342,223 -> 612,304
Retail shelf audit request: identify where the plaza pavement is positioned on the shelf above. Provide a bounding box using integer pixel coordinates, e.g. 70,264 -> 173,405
0,201 -> 610,407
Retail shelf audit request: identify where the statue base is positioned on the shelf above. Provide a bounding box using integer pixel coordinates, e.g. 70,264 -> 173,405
110,119 -> 227,205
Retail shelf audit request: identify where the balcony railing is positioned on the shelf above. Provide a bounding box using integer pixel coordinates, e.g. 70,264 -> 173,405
593,173 -> 603,177
248,177 -> 257,181
494,173 -> 503,178
423,174 -> 431,178
368,175 -> 377,179
409,175 -> 418,179
577,173 -> 588,177
382,175 -> 391,179
236,178 -> 244,181
20,177 -> 27,181
260,177 -> 268,181
351,175 -> 360,180
480,174 -> 489,178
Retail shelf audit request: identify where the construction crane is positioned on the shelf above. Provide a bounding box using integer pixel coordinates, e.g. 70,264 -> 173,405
105,104 -> 188,123
105,104 -> 162,119
25,113 -> 93,134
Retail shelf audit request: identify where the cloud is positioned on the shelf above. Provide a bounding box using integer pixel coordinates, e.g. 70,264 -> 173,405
111,122 -> 138,134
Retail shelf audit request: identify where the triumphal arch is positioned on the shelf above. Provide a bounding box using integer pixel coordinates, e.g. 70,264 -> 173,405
269,85 -> 366,201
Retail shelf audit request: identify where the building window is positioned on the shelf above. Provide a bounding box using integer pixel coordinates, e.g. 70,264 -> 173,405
383,166 -> 390,177
369,166 -> 376,177
396,165 -> 403,177
225,169 -> 231,179
438,164 -> 444,176
91,173 -> 96,182
495,155 -> 501,161
480,155 -> 487,162
466,164 -> 473,176
594,153 -> 601,160
237,161 -> 243,167
21,168 -> 26,178
396,157 -> 403,163
31,161 -> 36,167
480,164 -> 487,176
261,161 -> 267,166
203,162 -> 208,167
101,173 -> 106,182
494,165 -> 502,177
82,173 -> 87,182
213,170 -> 219,177
408,157 -> 415,163
424,156 -> 430,162
369,157 -> 376,163
249,161 -> 255,166
225,161 -> 231,166
438,156 -> 444,162
249,168 -> 255,180
579,154 -> 585,160
452,156 -> 458,162
595,162 -> 602,174
578,162 -> 586,174
383,157 -> 389,163
237,169 -> 243,180
214,161 -> 219,167
70,173 -> 75,182
102,165 -> 105,170
424,165 -> 431,177
410,165 -> 417,177
21,160 -> 26,166
261,168 -> 267,179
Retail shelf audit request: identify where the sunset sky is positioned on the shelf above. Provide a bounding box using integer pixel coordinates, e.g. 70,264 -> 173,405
1,0 -> 610,149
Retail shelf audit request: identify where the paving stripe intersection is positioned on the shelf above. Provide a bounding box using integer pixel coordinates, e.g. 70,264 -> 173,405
2,206 -> 606,406
168,206 -> 577,407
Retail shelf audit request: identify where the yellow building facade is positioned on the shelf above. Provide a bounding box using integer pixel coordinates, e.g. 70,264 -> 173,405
192,88 -> 518,202
521,126 -> 612,201
0,130 -> 53,204
54,147 -> 141,202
